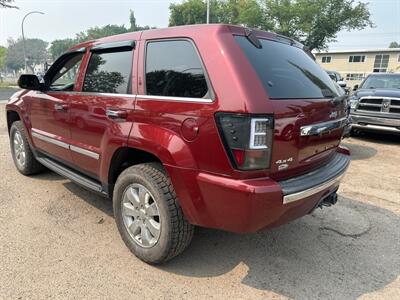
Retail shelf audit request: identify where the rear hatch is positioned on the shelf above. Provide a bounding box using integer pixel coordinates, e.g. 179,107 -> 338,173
235,34 -> 347,179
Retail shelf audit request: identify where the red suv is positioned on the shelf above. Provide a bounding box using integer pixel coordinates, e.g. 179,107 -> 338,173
6,25 -> 350,264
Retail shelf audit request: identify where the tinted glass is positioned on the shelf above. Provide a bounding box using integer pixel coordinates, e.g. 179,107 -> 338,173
361,75 -> 400,89
236,36 -> 339,99
83,50 -> 132,94
50,53 -> 83,91
145,40 -> 208,98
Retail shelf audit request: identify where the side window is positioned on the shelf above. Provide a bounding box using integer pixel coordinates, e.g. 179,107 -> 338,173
49,53 -> 84,91
83,50 -> 133,94
145,40 -> 209,98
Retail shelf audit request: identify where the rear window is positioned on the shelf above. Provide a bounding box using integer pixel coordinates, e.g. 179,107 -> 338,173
145,40 -> 209,98
235,36 -> 339,99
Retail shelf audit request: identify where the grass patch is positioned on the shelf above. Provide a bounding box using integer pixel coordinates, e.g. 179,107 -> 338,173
0,82 -> 18,89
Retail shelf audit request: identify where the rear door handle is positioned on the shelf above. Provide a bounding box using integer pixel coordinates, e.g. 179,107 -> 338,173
54,103 -> 68,111
106,109 -> 128,120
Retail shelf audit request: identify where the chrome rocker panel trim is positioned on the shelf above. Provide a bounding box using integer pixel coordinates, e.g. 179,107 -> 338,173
31,129 -> 100,160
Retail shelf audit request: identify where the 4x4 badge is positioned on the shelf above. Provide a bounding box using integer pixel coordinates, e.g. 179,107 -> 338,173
276,157 -> 293,171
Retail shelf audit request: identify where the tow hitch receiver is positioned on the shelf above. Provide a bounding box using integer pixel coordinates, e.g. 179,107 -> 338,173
309,190 -> 338,214
319,192 -> 338,207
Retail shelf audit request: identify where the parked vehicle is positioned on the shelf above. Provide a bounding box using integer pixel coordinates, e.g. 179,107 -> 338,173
326,70 -> 349,94
349,73 -> 400,134
6,25 -> 350,264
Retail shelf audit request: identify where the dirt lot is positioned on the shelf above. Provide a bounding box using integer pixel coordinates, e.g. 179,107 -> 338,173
0,103 -> 399,299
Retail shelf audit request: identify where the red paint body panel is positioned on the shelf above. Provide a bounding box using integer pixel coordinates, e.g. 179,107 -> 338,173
6,24 -> 349,233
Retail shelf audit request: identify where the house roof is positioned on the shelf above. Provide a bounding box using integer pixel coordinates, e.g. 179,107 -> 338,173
314,48 -> 400,55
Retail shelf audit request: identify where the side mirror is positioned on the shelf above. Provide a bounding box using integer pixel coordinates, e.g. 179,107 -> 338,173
18,74 -> 43,91
337,81 -> 347,88
353,84 -> 359,91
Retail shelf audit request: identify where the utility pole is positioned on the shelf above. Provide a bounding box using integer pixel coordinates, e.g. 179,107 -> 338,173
22,11 -> 44,73
206,0 -> 210,24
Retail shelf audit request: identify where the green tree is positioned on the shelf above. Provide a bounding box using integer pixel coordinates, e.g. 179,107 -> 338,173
49,38 -> 76,60
48,10 -> 156,61
129,9 -> 154,31
76,24 -> 129,42
169,0 -> 373,51
169,0 -> 209,26
264,0 -> 373,51
0,46 -> 7,70
218,0 -> 269,29
129,9 -> 137,31
389,41 -> 400,48
6,38 -> 48,72
0,0 -> 17,9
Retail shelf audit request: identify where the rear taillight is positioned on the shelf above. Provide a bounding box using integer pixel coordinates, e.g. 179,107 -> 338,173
216,113 -> 273,170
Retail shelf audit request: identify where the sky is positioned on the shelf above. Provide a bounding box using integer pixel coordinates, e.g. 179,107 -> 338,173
0,0 -> 399,51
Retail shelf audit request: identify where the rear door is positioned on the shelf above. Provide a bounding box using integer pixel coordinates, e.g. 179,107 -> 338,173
68,41 -> 136,176
235,36 -> 347,178
27,52 -> 84,164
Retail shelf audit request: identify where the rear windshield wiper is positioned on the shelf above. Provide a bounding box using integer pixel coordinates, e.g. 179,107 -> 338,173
244,28 -> 262,49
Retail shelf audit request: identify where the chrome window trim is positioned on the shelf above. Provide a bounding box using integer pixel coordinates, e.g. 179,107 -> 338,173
45,91 -> 137,98
40,91 -> 212,103
283,173 -> 345,204
77,91 -> 136,98
300,117 -> 347,136
136,94 -> 213,103
32,129 -> 99,160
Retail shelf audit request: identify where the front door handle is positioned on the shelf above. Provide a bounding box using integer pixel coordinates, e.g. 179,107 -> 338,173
54,103 -> 68,111
106,109 -> 128,120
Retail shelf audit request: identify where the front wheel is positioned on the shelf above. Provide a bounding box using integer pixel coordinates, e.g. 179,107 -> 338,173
113,163 -> 194,264
10,121 -> 45,175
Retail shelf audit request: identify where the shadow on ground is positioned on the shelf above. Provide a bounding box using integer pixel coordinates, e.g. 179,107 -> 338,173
349,130 -> 400,145
63,181 -> 113,217
341,142 -> 377,160
40,176 -> 400,300
160,197 -> 400,300
30,170 -> 67,182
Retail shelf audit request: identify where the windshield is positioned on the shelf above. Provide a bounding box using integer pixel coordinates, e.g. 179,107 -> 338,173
360,75 -> 400,89
235,36 -> 339,99
328,73 -> 336,80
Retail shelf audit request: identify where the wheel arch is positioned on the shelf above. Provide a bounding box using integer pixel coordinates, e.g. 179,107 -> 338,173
6,110 -> 21,134
107,146 -> 163,188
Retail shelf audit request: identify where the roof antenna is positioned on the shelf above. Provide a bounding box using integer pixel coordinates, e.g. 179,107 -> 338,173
244,28 -> 262,49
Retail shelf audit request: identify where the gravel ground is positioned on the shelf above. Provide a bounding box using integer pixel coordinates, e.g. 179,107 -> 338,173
0,104 -> 399,299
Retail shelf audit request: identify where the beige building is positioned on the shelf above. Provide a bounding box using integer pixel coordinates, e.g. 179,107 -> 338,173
314,48 -> 400,88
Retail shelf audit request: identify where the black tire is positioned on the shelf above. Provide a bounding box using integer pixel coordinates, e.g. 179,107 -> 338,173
10,121 -> 45,175
113,163 -> 194,264
350,128 -> 362,137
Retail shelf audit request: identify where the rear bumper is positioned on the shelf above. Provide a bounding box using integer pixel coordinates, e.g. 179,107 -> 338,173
279,152 -> 350,204
166,150 -> 350,233
351,114 -> 400,133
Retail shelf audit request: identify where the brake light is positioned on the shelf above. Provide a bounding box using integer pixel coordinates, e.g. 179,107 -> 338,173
216,113 -> 273,170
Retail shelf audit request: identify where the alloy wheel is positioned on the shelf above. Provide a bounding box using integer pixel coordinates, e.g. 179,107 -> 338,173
121,183 -> 161,248
13,131 -> 26,168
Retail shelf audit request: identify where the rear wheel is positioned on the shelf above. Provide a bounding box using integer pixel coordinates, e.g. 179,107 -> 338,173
10,121 -> 45,175
113,163 -> 194,264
